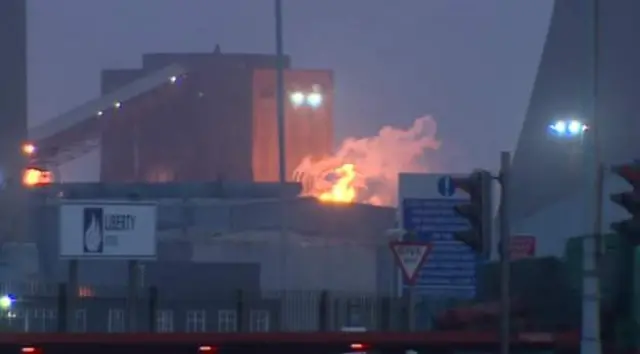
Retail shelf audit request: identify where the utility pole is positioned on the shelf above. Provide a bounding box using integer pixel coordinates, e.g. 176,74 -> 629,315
499,151 -> 511,354
274,0 -> 289,293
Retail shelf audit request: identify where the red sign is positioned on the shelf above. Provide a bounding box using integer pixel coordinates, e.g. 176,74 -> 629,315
509,235 -> 536,260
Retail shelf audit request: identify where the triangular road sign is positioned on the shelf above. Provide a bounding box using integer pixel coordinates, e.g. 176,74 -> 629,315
389,241 -> 432,285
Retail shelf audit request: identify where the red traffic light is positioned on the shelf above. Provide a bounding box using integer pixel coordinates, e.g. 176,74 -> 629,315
452,170 -> 491,196
611,163 -> 640,187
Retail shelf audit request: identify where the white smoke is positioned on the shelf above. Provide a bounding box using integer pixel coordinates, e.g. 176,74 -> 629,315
294,115 -> 441,206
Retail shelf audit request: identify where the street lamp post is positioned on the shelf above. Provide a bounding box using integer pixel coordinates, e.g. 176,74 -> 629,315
274,0 -> 289,293
548,114 -> 602,354
582,1 -> 602,354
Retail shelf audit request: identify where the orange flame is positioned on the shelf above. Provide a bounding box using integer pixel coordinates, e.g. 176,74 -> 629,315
294,116 -> 442,206
22,168 -> 53,187
318,164 -> 357,203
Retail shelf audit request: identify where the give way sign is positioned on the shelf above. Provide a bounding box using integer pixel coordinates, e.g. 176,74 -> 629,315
389,241 -> 432,285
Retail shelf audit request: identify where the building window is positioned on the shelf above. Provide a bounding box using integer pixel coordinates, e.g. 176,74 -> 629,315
249,310 -> 270,332
217,310 -> 237,333
156,309 -> 174,333
74,309 -> 87,332
185,310 -> 206,332
107,308 -> 125,333
32,308 -> 57,332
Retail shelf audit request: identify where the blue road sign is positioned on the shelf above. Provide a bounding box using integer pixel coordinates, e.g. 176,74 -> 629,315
437,176 -> 456,197
401,197 -> 478,298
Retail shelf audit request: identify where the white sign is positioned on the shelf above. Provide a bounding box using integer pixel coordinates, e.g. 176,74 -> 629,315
59,201 -> 157,259
390,241 -> 432,285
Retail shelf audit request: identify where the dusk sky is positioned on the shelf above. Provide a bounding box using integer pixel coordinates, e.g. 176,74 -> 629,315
28,0 -> 553,178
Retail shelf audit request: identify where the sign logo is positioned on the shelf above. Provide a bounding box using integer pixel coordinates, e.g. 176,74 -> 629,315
83,208 -> 104,254
390,241 -> 432,285
437,176 -> 456,197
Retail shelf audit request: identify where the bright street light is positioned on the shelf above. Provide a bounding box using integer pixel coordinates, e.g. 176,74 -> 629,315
548,119 -> 589,137
288,91 -> 324,108
0,295 -> 14,310
306,92 -> 323,108
289,91 -> 305,107
22,143 -> 36,156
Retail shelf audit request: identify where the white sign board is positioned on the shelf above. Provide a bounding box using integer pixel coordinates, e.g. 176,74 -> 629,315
390,241 -> 432,285
59,201 -> 157,259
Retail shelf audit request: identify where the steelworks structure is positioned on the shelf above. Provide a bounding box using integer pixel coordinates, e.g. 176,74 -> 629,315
19,182 -> 397,332
0,0 -> 28,185
28,50 -> 334,184
511,0 -> 640,221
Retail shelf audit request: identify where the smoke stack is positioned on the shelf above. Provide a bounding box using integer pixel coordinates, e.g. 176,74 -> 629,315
0,0 -> 28,242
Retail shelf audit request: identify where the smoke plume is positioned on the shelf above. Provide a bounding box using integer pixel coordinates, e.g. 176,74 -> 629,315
294,115 -> 441,206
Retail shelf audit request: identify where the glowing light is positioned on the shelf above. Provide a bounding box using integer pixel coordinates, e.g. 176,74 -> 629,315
350,343 -> 368,350
549,118 -> 588,137
22,143 -> 36,156
306,92 -> 323,108
114,101 -> 121,108
318,164 -> 357,203
0,295 -> 14,309
22,168 -> 53,187
169,76 -> 177,83
289,91 -> 305,106
97,110 -> 103,116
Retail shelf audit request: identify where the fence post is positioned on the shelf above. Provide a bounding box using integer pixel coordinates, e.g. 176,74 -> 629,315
235,289 -> 244,332
148,286 -> 158,332
380,296 -> 391,331
318,290 -> 329,331
57,283 -> 67,332
401,291 -> 413,331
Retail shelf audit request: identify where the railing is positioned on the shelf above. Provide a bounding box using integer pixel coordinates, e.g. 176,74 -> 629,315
0,283 -> 577,334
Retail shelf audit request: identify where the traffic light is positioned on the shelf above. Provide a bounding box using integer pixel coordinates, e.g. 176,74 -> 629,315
452,170 -> 493,255
610,162 -> 640,242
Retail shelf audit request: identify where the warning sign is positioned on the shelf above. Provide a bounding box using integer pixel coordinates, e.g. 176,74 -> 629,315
390,241 -> 432,285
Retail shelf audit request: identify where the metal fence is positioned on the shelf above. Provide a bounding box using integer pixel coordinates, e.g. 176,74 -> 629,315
0,282 -> 576,334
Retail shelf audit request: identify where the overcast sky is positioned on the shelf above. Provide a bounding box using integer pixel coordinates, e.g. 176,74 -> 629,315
28,0 -> 553,178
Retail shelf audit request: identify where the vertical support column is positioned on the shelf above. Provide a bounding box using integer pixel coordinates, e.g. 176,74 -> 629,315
57,283 -> 68,332
67,259 -> 78,332
148,286 -> 158,332
499,151 -> 512,354
127,260 -> 139,332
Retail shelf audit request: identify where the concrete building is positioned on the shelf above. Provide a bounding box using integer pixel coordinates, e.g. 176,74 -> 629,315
29,50 -> 334,184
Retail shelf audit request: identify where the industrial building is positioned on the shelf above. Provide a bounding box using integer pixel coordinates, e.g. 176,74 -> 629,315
0,0 -> 28,245
0,0 -> 27,185
29,49 -> 334,184
0,182 -> 398,331
511,0 -> 640,224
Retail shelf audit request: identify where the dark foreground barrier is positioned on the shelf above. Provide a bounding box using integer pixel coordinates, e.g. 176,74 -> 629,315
0,331 -> 580,354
